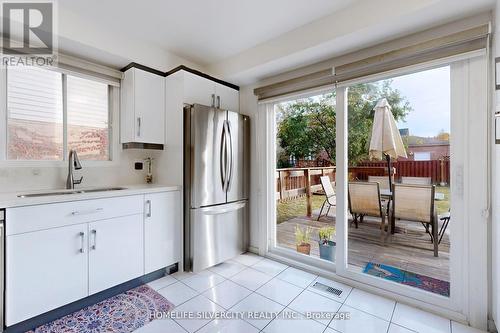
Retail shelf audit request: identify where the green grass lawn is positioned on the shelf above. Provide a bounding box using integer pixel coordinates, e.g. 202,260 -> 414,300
276,186 -> 450,224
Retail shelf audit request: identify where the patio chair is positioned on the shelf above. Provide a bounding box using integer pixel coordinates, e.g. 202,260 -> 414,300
317,176 -> 336,221
391,184 -> 439,257
438,210 -> 450,244
401,176 -> 432,185
348,182 -> 390,241
368,176 -> 393,191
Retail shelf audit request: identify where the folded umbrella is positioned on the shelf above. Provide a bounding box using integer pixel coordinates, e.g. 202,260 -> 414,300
369,98 -> 407,189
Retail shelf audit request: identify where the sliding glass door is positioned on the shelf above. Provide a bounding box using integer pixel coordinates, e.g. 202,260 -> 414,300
334,54 -> 487,312
264,53 -> 488,316
342,65 -> 452,296
270,90 -> 338,268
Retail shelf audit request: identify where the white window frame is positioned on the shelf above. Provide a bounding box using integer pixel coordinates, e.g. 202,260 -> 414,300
258,50 -> 489,329
0,65 -> 119,167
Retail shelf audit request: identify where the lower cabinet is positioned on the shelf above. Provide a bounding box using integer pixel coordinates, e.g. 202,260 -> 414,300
89,215 -> 143,295
5,190 -> 181,326
144,191 -> 181,273
6,224 -> 89,325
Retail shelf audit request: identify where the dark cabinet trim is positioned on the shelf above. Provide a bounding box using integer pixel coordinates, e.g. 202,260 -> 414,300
165,65 -> 239,91
120,63 -> 239,91
120,62 -> 165,77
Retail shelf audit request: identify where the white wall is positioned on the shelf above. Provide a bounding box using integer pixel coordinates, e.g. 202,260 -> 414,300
239,86 -> 261,250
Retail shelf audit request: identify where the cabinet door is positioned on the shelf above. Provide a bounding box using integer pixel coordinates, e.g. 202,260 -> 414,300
88,215 -> 143,295
216,83 -> 239,112
134,68 -> 165,144
144,191 -> 181,274
6,224 -> 88,325
183,72 -> 216,107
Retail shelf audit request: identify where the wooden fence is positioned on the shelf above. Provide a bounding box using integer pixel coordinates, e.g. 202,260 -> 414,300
358,159 -> 450,184
276,166 -> 391,217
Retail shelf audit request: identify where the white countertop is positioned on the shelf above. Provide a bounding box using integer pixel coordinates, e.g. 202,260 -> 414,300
0,184 -> 181,208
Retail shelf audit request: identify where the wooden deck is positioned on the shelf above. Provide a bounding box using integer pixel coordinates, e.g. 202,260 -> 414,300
276,209 -> 450,282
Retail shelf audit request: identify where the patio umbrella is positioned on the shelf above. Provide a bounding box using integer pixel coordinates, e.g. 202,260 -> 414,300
369,98 -> 407,190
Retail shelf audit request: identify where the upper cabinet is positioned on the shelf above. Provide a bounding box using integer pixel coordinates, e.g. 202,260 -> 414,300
121,67 -> 165,147
180,71 -> 240,112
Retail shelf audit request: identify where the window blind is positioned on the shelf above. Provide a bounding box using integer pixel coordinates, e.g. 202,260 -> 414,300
56,53 -> 122,87
254,17 -> 490,101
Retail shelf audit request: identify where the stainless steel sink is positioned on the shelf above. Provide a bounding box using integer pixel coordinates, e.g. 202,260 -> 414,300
17,187 -> 127,198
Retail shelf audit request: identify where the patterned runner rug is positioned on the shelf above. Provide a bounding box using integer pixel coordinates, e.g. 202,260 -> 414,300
28,285 -> 174,333
364,262 -> 450,297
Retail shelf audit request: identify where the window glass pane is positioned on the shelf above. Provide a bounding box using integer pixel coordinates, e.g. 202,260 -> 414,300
7,66 -> 63,160
67,76 -> 109,161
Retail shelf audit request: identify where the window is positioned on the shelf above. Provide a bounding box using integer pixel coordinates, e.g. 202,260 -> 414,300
414,152 -> 431,161
6,66 -> 111,161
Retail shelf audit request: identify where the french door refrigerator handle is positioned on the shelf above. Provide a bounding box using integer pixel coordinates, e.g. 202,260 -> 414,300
226,120 -> 233,191
220,122 -> 227,191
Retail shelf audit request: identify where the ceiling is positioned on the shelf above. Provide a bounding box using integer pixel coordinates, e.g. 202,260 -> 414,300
57,0 -> 495,85
58,0 -> 359,66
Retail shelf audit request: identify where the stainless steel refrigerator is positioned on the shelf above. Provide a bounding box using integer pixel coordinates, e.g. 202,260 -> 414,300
184,104 -> 249,272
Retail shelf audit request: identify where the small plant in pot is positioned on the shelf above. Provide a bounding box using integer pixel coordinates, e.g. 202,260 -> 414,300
295,225 -> 312,255
318,226 -> 336,262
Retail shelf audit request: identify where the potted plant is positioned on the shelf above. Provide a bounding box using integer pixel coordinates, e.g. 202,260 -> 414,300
295,225 -> 312,255
318,226 -> 336,261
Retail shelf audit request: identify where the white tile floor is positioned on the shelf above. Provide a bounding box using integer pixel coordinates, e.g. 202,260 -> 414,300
141,253 -> 486,333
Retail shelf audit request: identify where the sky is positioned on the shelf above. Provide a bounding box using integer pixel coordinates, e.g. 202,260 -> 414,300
390,66 -> 450,137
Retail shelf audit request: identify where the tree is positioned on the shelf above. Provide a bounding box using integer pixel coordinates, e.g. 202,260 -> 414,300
277,80 -> 412,166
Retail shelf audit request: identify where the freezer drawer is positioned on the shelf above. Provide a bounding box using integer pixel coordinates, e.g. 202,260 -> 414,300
189,200 -> 247,272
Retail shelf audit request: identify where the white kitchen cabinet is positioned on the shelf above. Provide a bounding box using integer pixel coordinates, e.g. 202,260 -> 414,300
216,83 -> 239,112
144,191 -> 181,274
178,70 -> 239,112
6,224 -> 88,325
88,214 -> 144,295
5,190 -> 182,326
121,67 -> 165,145
183,72 -> 216,107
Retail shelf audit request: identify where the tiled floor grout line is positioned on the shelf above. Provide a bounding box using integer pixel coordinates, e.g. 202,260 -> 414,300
196,264 -> 280,332
166,256 -> 459,333
386,302 -> 398,333
258,280 -> 309,333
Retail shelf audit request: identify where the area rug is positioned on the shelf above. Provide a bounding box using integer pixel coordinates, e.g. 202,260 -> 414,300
28,285 -> 174,333
363,262 -> 450,297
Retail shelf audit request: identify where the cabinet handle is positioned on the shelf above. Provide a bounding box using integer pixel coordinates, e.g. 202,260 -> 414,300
91,229 -> 97,250
79,232 -> 85,253
71,208 -> 103,216
137,117 -> 142,137
211,94 -> 215,107
146,200 -> 152,218
217,95 -> 221,109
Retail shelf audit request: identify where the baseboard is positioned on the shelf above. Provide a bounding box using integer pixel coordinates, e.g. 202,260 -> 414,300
248,246 -> 260,254
5,263 -> 178,333
488,318 -> 497,332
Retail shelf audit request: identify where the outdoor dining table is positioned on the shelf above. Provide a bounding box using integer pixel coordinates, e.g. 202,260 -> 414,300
379,189 -> 445,233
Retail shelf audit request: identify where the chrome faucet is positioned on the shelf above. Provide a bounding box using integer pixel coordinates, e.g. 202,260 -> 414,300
66,150 -> 83,189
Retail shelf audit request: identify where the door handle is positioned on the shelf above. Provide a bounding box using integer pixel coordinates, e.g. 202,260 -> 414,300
220,124 -> 227,191
91,229 -> 97,250
217,95 -> 221,109
79,232 -> 85,253
225,120 -> 233,191
137,117 -> 142,137
211,94 -> 216,107
146,200 -> 152,218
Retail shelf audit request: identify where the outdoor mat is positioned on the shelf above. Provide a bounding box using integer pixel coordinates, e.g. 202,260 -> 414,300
363,262 -> 450,297
28,285 -> 174,333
